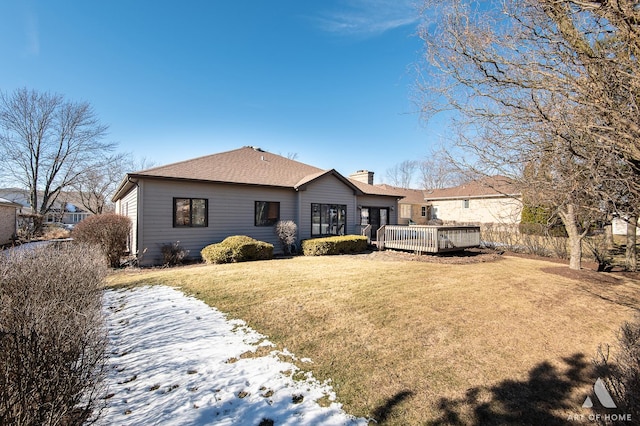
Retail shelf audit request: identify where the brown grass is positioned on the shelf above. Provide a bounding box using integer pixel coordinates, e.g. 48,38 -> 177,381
107,253 -> 639,425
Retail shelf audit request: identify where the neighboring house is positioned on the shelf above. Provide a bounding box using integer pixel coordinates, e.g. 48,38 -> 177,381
0,188 -> 91,226
612,217 -> 640,236
112,147 -> 404,266
0,197 -> 20,245
423,176 -> 522,225
375,184 -> 431,225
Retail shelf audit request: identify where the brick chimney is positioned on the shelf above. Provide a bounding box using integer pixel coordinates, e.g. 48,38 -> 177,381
349,170 -> 374,185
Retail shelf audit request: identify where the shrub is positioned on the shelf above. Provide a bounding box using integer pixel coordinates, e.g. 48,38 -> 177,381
160,241 -> 190,266
0,244 -> 108,425
594,317 -> 640,421
201,235 -> 274,264
42,223 -> 71,240
301,235 -> 368,256
275,220 -> 298,254
72,213 -> 131,267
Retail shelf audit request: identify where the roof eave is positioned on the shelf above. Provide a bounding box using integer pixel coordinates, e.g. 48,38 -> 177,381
424,193 -> 522,201
295,169 -> 365,195
113,173 -> 302,202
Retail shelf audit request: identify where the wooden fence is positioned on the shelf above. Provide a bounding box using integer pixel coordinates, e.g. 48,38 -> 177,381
376,225 -> 481,253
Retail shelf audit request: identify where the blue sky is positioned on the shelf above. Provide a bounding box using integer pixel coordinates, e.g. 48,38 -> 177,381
0,1 -> 444,184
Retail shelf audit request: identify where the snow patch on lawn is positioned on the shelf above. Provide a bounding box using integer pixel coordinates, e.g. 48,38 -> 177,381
100,286 -> 367,426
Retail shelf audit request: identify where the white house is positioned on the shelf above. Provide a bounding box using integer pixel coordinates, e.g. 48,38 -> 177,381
423,176 -> 523,225
0,188 -> 91,226
612,217 -> 640,236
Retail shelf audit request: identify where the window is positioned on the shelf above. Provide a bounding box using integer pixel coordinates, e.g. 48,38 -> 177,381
400,204 -> 412,219
421,206 -> 427,217
311,203 -> 346,236
255,201 -> 280,226
463,199 -> 470,209
174,198 -> 208,227
360,207 -> 369,226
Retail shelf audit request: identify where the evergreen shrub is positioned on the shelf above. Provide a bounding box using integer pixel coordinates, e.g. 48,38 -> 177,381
201,235 -> 273,264
301,235 -> 368,256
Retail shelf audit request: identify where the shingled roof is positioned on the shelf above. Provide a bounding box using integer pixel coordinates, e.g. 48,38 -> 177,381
113,147 -> 404,200
424,175 -> 520,200
0,197 -> 21,208
374,185 -> 428,204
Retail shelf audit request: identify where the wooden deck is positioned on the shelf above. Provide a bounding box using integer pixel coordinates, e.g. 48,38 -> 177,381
376,225 -> 481,253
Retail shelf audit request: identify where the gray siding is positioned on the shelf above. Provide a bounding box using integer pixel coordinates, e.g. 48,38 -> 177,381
138,179 -> 296,265
298,174 -> 358,240
117,186 -> 139,255
356,195 -> 399,225
131,175 -> 401,265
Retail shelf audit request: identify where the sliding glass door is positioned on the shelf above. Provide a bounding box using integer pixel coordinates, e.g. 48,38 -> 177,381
311,203 -> 346,236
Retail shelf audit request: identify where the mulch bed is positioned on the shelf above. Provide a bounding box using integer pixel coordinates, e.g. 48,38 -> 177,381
361,247 -> 503,264
362,248 -> 640,285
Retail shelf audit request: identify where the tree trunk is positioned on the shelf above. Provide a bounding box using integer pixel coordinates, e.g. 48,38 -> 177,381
626,215 -> 638,272
604,223 -> 614,250
559,204 -> 583,270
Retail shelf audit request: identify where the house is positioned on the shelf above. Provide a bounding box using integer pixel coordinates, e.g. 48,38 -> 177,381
612,217 -> 640,236
0,197 -> 20,245
0,188 -> 91,227
423,176 -> 522,225
364,182 -> 432,225
380,186 -> 431,225
112,147 -> 404,266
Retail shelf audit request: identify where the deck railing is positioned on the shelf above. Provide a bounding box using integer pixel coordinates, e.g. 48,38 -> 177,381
377,225 -> 481,253
359,224 -> 372,244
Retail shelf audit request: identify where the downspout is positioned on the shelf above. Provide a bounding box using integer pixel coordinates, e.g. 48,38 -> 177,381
135,179 -> 143,261
296,188 -> 302,249
124,175 -> 141,258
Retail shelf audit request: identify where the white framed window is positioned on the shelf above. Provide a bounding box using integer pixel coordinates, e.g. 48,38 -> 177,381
400,204 -> 412,219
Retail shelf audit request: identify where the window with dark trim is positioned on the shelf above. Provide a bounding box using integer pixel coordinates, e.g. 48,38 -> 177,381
311,203 -> 346,236
173,198 -> 208,227
421,206 -> 427,217
255,201 -> 280,226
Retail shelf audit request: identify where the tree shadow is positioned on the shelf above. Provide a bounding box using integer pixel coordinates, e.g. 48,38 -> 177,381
431,353 -> 594,425
373,390 -> 415,424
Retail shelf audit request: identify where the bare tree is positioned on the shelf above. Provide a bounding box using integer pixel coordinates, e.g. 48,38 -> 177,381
73,153 -> 154,214
418,150 -> 467,190
0,88 -> 112,231
417,0 -> 640,269
385,160 -> 418,188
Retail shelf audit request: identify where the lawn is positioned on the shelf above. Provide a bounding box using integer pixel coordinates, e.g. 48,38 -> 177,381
107,253 -> 639,425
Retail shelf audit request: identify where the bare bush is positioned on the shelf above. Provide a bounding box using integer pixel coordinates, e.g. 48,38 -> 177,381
42,224 -> 71,240
275,220 -> 298,255
160,241 -> 189,266
594,318 -> 640,422
481,223 -> 573,259
72,213 -> 131,267
0,244 -> 108,425
585,233 -> 614,272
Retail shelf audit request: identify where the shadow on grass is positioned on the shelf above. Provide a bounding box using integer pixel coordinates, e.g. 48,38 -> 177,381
373,390 -> 414,423
430,353 -> 594,426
